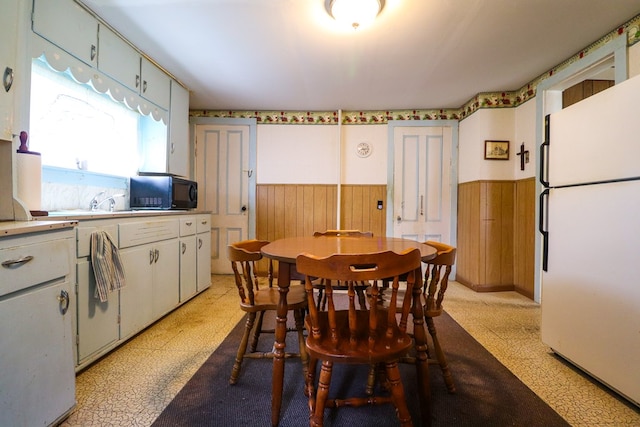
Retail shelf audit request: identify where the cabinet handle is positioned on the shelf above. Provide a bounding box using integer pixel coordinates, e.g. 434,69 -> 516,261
171,143 -> 175,154
142,80 -> 148,93
185,221 -> 193,226
149,249 -> 155,264
201,220 -> 208,225
2,255 -> 34,268
90,44 -> 96,61
154,248 -> 160,263
181,242 -> 187,254
57,290 -> 70,315
3,67 -> 13,92
198,238 -> 203,249
136,75 -> 140,89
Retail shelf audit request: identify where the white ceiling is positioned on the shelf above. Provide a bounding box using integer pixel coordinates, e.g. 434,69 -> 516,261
78,0 -> 640,111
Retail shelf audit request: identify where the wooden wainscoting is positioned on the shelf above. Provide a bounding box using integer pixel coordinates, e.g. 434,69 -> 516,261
255,184 -> 386,275
457,180 -> 515,292
339,185 -> 386,237
256,184 -> 338,241
457,178 -> 536,298
513,178 -> 536,298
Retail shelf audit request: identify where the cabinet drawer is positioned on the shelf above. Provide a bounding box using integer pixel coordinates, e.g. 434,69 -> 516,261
179,217 -> 196,237
119,219 -> 179,248
77,225 -> 118,258
0,239 -> 71,297
197,215 -> 211,233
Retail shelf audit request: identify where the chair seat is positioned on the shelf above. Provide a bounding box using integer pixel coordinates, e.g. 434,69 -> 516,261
305,310 -> 413,363
239,283 -> 307,312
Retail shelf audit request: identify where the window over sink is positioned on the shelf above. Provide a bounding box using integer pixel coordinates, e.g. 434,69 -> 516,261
29,57 -> 167,179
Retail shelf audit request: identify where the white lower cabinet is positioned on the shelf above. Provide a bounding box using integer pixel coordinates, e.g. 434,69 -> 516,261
179,217 -> 197,301
119,219 -> 179,339
70,213 -> 209,370
76,224 -> 119,364
197,214 -> 212,291
0,227 -> 76,426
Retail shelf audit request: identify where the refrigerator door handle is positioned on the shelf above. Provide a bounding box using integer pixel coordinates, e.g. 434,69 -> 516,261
539,188 -> 549,272
540,140 -> 550,188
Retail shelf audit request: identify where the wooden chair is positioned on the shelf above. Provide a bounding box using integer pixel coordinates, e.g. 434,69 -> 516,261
312,230 -> 373,310
312,229 -> 373,237
373,241 -> 457,393
420,241 -> 457,392
296,248 -> 425,427
227,239 -> 308,385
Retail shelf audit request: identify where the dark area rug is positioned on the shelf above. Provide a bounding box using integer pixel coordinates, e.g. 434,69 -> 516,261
153,310 -> 569,426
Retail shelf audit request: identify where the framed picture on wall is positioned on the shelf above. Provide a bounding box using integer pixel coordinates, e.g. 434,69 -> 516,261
484,140 -> 509,160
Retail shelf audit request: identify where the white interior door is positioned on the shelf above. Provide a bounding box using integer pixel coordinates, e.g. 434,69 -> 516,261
392,126 -> 453,243
195,124 -> 250,274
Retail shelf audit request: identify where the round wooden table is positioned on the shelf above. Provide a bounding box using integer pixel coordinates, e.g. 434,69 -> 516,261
262,235 -> 437,427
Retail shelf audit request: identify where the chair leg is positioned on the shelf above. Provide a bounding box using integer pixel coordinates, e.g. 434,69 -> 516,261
294,308 -> 309,380
306,356 -> 318,398
384,361 -> 413,427
310,360 -> 333,427
230,312 -> 256,385
250,310 -> 266,353
426,317 -> 455,393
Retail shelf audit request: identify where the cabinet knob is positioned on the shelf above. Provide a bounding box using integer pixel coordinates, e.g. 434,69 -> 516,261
3,67 -> 13,93
57,290 -> 70,315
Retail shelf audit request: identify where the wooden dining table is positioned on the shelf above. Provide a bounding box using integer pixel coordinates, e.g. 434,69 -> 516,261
261,235 -> 438,427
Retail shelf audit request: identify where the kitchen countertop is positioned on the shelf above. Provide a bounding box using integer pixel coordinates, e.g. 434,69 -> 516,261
0,220 -> 78,238
1,210 -> 209,238
38,209 -> 208,221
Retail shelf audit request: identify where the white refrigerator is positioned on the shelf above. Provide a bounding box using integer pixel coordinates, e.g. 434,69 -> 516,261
539,74 -> 640,407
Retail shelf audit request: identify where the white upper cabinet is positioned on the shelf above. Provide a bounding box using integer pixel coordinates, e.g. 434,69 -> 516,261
140,57 -> 170,109
0,0 -> 19,140
97,25 -> 139,90
32,0 -> 98,66
168,80 -> 190,177
98,25 -> 170,110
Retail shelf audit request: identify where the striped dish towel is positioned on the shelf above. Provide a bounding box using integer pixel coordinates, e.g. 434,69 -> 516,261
90,230 -> 126,302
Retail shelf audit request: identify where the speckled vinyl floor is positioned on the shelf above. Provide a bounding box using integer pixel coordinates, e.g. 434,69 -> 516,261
59,276 -> 640,426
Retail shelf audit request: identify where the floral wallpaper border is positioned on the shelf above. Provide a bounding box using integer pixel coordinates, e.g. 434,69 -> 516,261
190,16 -> 640,125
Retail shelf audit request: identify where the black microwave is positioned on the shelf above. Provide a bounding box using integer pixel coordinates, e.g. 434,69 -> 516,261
130,174 -> 197,209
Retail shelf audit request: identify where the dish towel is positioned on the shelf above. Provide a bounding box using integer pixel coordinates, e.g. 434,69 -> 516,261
90,230 -> 126,302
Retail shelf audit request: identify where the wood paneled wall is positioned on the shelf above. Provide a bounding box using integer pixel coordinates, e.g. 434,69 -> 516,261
255,184 -> 386,274
513,178 -> 536,298
457,178 -> 535,297
256,184 -> 338,241
339,185 -> 386,237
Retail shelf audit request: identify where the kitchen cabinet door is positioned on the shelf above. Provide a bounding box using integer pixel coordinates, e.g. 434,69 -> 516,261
180,236 -> 197,301
119,244 -> 154,339
151,238 -> 180,318
196,215 -> 212,291
32,0 -> 98,66
0,0 -> 18,140
168,80 -> 190,177
97,24 -> 140,91
76,259 -> 119,363
141,57 -> 171,110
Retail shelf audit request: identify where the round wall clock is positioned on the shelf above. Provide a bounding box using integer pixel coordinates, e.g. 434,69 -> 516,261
356,142 -> 372,158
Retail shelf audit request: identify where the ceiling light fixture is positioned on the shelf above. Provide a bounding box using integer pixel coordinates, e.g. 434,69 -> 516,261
325,0 -> 385,30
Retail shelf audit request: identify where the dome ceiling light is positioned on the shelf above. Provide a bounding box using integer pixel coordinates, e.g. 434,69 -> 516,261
325,0 -> 385,30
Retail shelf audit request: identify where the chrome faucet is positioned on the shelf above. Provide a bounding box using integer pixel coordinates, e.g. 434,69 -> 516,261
90,192 -> 125,212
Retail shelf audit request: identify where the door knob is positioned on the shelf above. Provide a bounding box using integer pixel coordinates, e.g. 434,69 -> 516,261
396,216 -> 402,222
241,205 -> 247,212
